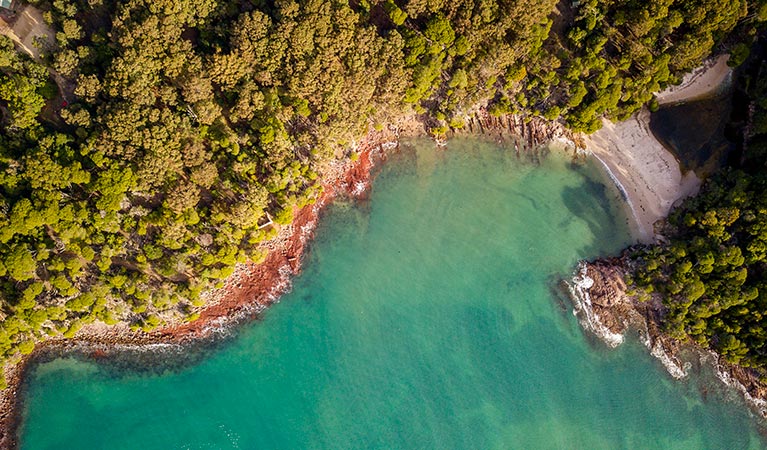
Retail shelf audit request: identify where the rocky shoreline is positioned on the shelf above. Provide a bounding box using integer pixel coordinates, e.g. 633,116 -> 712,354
0,113 -> 574,449
7,104 -> 758,446
455,109 -> 584,156
6,106 -> 761,445
0,125 -> 398,449
568,258 -> 767,418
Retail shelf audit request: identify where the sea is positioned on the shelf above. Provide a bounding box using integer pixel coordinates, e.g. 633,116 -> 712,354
18,138 -> 765,449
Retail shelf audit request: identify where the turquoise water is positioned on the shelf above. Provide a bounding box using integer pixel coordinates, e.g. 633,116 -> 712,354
19,139 -> 765,449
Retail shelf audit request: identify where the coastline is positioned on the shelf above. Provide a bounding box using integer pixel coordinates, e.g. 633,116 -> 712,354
0,112 -> 580,447
0,126 -> 396,449
655,55 -> 733,106
584,110 -> 701,243
0,55 -> 738,447
568,259 -> 767,418
582,55 -> 733,243
567,55 -> 767,423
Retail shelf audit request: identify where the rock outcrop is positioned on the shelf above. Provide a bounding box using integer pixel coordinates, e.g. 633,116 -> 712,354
568,257 -> 767,417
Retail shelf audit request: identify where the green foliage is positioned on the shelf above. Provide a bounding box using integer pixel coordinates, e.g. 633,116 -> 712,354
533,0 -> 755,132
5,245 -> 37,281
0,0 -> 758,372
383,0 -> 407,26
729,43 -> 751,67
630,61 -> 767,369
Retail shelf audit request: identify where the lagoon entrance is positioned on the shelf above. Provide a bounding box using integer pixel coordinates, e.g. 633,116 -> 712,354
19,139 -> 764,449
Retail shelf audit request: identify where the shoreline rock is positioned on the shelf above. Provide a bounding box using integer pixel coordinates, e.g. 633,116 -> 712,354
0,105 -> 717,447
0,52 -> 748,448
453,109 -> 584,156
568,258 -> 767,418
0,125 -> 397,449
0,113 -> 569,449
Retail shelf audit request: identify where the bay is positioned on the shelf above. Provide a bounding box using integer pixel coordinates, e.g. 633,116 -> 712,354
19,138 -> 764,449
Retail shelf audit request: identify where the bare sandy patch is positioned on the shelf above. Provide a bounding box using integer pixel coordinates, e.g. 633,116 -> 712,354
585,110 -> 700,243
585,55 -> 733,243
656,55 -> 733,105
1,5 -> 54,60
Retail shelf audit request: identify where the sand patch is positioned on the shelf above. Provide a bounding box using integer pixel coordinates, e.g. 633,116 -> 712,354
585,110 -> 700,243
0,5 -> 54,60
656,55 -> 733,106
584,56 -> 733,243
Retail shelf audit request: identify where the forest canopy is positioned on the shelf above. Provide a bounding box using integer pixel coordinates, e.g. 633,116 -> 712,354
0,0 -> 763,386
630,55 -> 767,369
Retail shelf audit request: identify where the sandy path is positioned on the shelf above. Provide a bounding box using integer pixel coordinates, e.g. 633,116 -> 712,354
585,56 -> 733,243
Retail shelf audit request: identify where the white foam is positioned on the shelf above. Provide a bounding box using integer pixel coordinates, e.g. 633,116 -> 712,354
380,141 -> 398,151
710,353 -> 767,416
567,263 -> 691,378
567,262 -> 625,348
352,181 -> 367,196
648,340 -> 689,379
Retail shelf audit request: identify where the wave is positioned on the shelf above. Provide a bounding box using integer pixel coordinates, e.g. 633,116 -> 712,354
566,262 -> 625,348
566,262 -> 689,379
708,351 -> 767,416
648,339 -> 689,379
588,153 -> 646,240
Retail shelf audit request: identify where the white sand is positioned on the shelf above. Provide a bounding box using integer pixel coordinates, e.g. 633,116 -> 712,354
584,56 -> 733,243
656,55 -> 733,105
586,110 -> 700,243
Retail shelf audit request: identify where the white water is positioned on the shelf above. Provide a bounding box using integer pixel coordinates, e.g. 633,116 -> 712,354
567,262 -> 625,348
566,262 -> 692,379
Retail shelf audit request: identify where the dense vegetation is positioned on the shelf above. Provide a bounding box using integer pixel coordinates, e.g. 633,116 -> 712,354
631,52 -> 767,369
0,0 -> 764,386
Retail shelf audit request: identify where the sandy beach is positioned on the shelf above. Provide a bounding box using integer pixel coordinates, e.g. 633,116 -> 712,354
585,55 -> 733,243
586,110 -> 701,243
656,55 -> 732,105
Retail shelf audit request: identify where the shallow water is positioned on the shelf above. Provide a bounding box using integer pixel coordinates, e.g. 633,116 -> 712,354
19,138 -> 765,449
